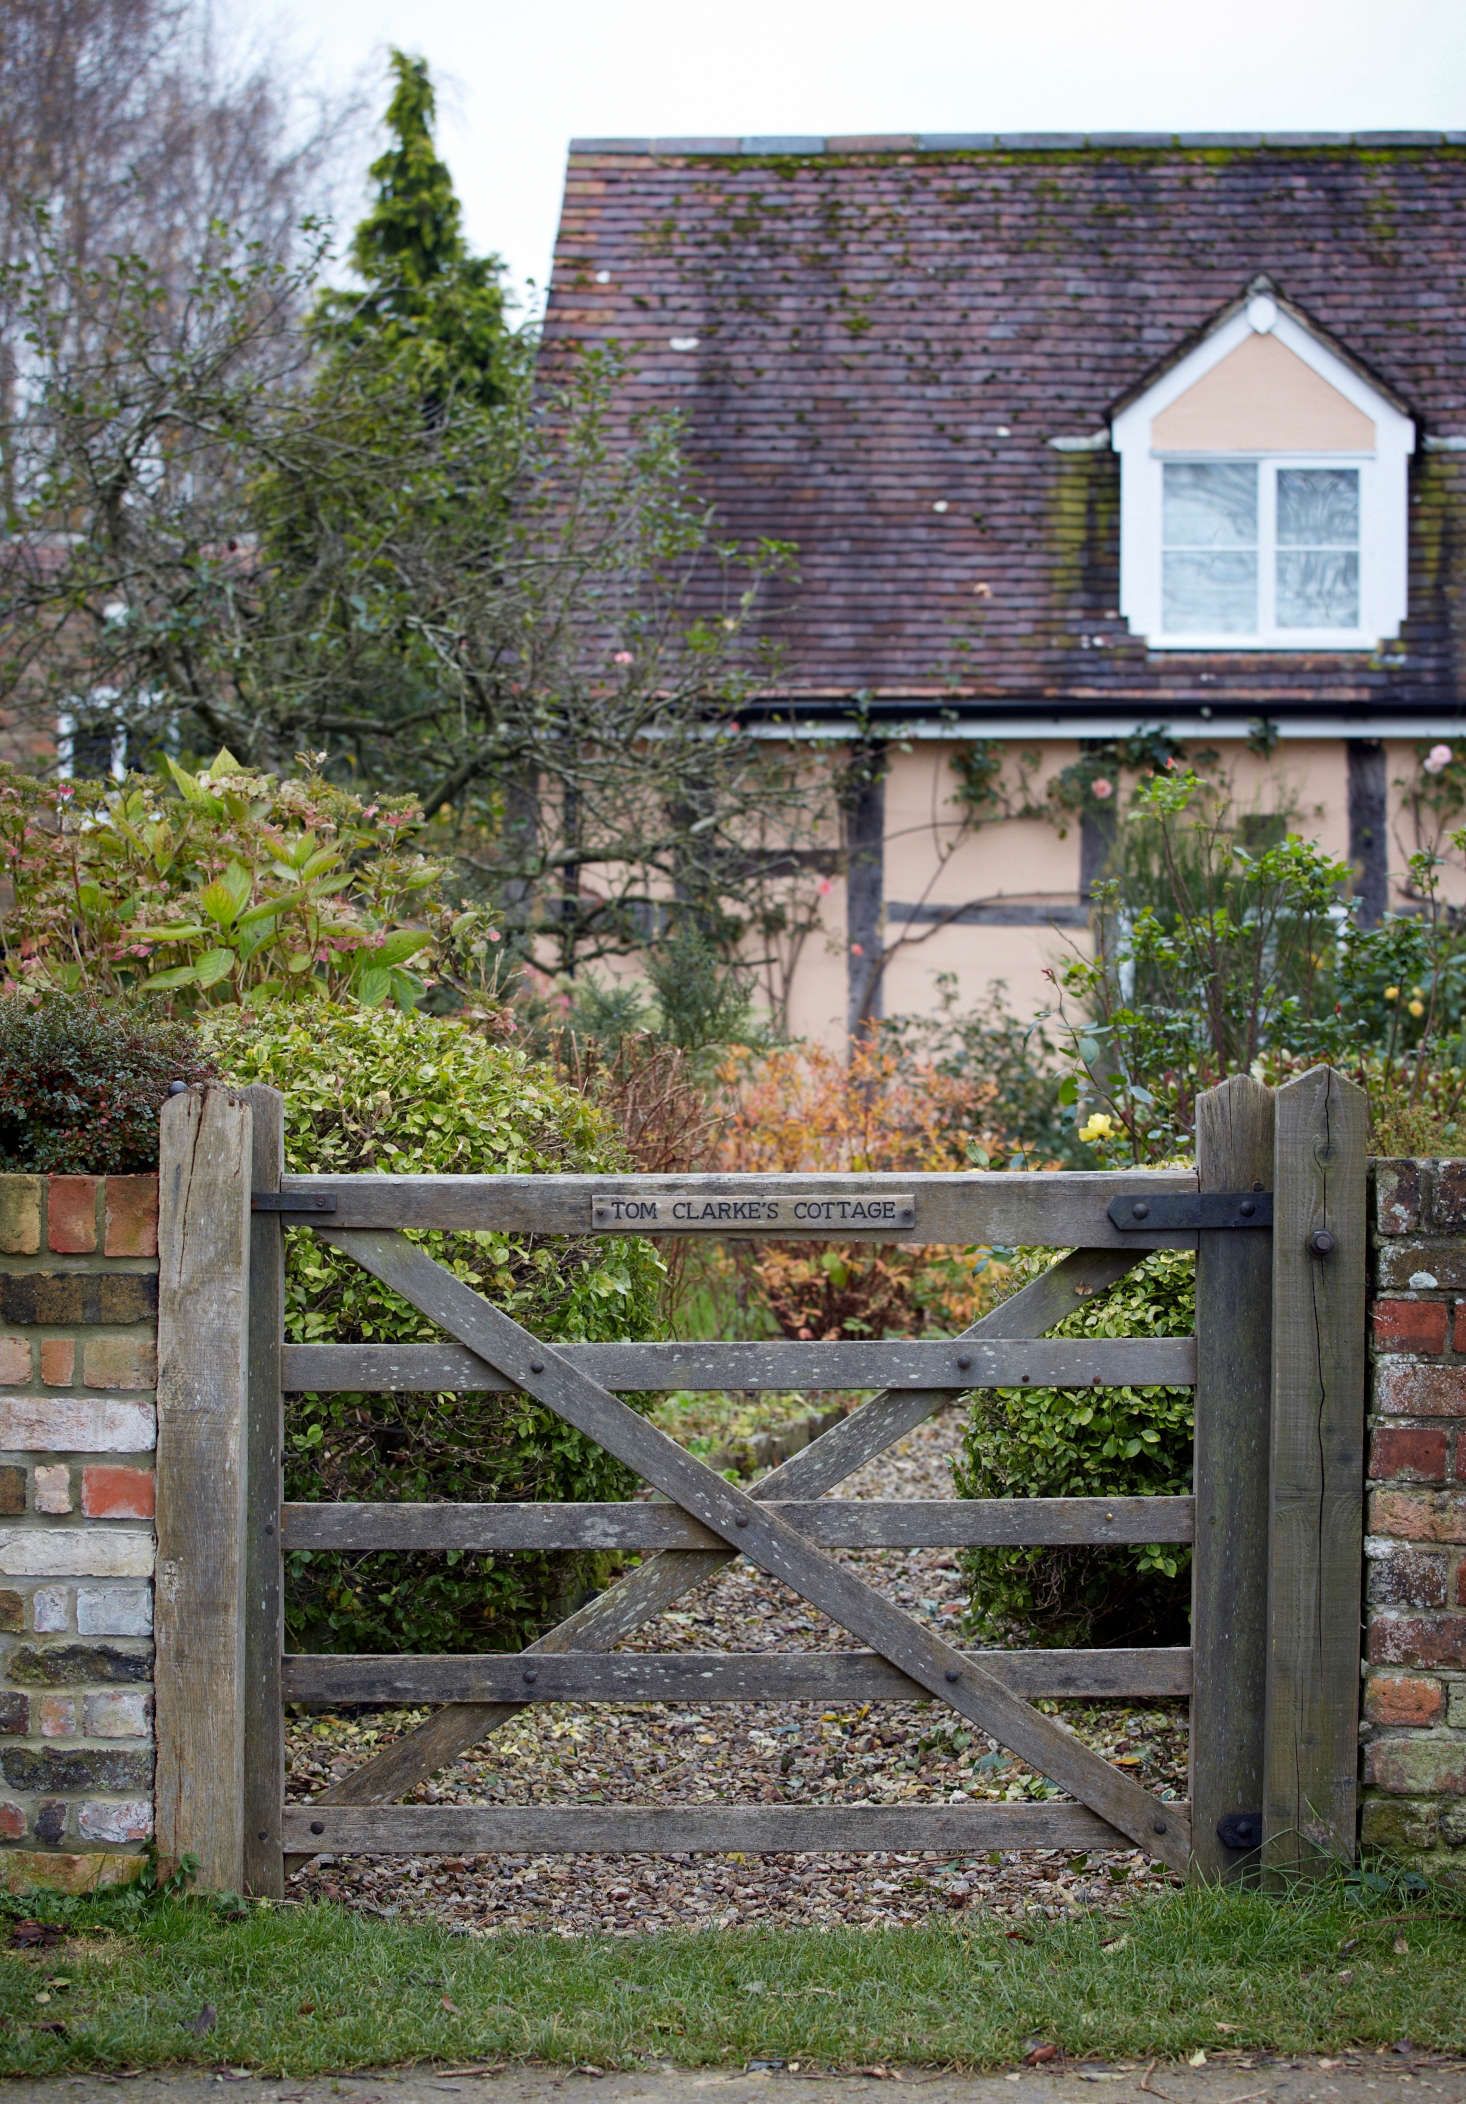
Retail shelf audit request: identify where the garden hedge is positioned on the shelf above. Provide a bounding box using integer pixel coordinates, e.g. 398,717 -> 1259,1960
206,1003 -> 664,1654
954,1250 -> 1195,1647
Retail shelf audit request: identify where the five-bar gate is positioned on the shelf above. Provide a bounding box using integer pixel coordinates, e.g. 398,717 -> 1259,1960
151,1068 -> 1368,1896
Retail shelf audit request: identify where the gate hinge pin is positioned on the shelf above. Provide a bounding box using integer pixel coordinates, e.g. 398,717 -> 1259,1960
1216,1810 -> 1262,1851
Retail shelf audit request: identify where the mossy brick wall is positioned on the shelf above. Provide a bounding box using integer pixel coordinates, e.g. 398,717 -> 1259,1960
0,1173 -> 157,1893
1365,1161 -> 1466,1875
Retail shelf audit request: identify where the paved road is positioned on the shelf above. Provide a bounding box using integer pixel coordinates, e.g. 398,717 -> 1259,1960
3,2058 -> 1465,2103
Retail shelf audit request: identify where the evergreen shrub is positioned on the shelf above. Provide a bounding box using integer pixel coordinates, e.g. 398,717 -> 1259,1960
954,1251 -> 1195,1646
205,1003 -> 664,1653
0,993 -> 214,1173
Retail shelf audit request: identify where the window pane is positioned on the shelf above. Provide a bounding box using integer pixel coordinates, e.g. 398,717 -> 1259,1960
1277,550 -> 1359,629
1277,467 -> 1359,546
1163,461 -> 1257,547
1162,551 -> 1258,633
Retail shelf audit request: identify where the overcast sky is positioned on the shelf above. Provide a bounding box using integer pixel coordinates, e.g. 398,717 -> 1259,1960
259,0 -> 1466,310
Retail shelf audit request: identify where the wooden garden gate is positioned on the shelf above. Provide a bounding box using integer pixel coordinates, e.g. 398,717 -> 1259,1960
151,1068 -> 1368,1898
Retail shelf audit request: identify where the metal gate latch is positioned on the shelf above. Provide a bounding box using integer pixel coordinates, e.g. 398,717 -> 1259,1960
1107,1191 -> 1273,1232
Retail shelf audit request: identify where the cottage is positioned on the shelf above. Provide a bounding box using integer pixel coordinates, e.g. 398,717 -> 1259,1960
541,134 -> 1466,1041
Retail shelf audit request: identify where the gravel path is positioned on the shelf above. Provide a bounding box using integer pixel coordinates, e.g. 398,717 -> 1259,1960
287,1407 -> 1187,1934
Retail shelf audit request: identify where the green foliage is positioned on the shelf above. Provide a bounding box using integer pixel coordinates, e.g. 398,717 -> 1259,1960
0,751 -> 500,1016
557,922 -> 759,1066
1054,767 -> 1466,1157
203,1003 -> 664,1651
883,975 -> 1084,1167
954,1252 -> 1195,1645
0,994 -> 215,1174
312,50 -> 513,411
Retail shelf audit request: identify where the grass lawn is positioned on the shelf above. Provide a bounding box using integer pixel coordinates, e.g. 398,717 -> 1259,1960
0,1869 -> 1462,2078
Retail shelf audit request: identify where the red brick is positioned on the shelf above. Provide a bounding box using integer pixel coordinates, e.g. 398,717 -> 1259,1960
102,1176 -> 158,1259
0,1337 -> 29,1386
0,1178 -> 41,1256
1368,1612 -> 1466,1669
80,1337 -> 156,1391
0,1804 -> 24,1841
1374,1363 -> 1466,1417
80,1465 -> 154,1520
1374,1162 -> 1425,1235
1367,1544 -> 1449,1608
1366,1738 -> 1466,1796
38,1339 -> 74,1388
1370,1486 -> 1466,1544
1431,1163 -> 1466,1235
45,1176 -> 98,1254
1374,1299 -> 1448,1352
1371,1425 -> 1449,1483
1364,1672 -> 1444,1725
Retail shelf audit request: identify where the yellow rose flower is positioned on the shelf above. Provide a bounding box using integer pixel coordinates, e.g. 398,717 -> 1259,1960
1409,998 -> 1425,1018
1079,1112 -> 1115,1144
1384,985 -> 1400,1001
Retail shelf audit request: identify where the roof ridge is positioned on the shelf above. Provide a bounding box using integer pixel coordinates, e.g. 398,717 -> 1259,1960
568,130 -> 1466,155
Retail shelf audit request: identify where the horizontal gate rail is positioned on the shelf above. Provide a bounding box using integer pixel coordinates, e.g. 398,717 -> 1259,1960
282,1336 -> 1196,1393
283,1493 -> 1195,1552
283,1802 -> 1191,1856
305,1225 -> 1193,1871
284,1646 -> 1194,1705
266,1168 -> 1202,1245
278,1247 -> 1150,1865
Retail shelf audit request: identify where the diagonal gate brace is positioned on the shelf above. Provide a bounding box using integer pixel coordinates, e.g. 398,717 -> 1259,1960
307,1229 -> 1191,1872
287,1245 -> 1145,1841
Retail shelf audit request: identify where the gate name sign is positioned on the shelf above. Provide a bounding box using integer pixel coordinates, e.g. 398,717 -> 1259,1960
590,1190 -> 917,1232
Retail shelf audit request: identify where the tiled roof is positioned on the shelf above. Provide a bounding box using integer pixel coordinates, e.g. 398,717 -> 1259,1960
541,137 -> 1466,721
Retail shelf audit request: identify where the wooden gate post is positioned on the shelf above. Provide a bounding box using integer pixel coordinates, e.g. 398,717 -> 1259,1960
242,1087 -> 286,1900
154,1086 -> 254,1891
1263,1064 -> 1368,1879
1191,1075 -> 1275,1879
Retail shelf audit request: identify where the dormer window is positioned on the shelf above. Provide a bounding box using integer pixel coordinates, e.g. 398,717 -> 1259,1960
1112,285 -> 1414,651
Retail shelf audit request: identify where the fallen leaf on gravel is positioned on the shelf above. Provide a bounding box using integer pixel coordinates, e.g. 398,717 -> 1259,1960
1188,2049 -> 1207,2066
9,1920 -> 62,1949
1024,2042 -> 1059,2065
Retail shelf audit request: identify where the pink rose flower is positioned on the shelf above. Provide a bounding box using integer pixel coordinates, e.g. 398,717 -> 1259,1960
817,877 -> 833,895
1091,777 -> 1114,801
613,650 -> 633,666
850,941 -> 864,956
1425,743 -> 1454,775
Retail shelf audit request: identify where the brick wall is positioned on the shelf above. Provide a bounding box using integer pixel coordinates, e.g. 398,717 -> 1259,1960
0,1173 -> 158,1891
1365,1161 -> 1466,1872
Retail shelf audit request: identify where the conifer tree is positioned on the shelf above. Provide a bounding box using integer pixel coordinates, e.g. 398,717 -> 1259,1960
315,49 -> 512,411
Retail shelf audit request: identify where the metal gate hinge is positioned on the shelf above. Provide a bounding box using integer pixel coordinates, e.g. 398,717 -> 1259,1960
251,1191 -> 337,1214
1216,1811 -> 1262,1852
1107,1191 -> 1273,1232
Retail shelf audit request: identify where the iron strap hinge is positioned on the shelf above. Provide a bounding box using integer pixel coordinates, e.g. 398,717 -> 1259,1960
1107,1191 -> 1273,1232
251,1192 -> 337,1214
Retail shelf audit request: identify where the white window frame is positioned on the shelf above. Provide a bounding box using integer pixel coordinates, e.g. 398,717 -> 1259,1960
1112,295 -> 1415,652
1156,452 -> 1370,650
56,698 -> 128,782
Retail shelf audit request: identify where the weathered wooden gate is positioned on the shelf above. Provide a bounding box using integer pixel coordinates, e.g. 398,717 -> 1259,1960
151,1068 -> 1367,1898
